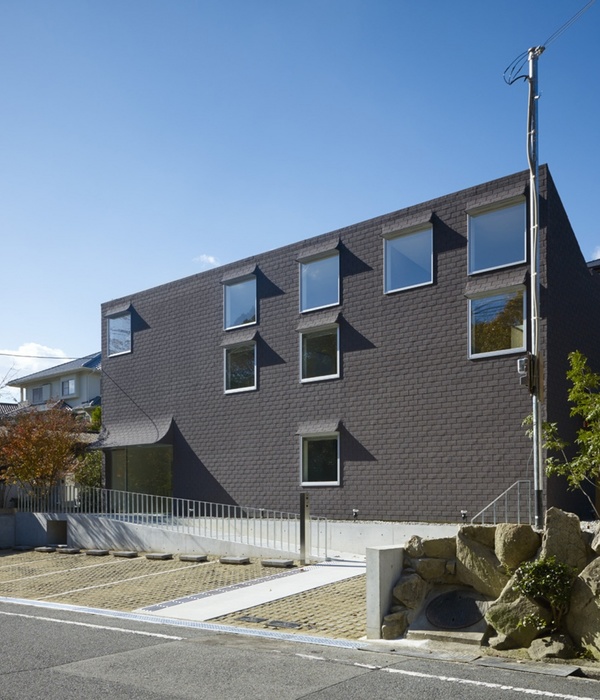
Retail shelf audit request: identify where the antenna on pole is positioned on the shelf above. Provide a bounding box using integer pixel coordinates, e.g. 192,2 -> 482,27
504,0 -> 596,529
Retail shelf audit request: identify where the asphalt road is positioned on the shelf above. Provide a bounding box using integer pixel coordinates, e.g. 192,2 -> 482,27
1,600 -> 600,700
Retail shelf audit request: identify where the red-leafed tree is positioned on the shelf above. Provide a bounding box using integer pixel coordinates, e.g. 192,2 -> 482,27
0,407 -> 85,491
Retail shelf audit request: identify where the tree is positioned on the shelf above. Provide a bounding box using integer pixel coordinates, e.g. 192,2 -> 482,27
0,407 -> 85,492
528,350 -> 600,519
73,449 -> 102,489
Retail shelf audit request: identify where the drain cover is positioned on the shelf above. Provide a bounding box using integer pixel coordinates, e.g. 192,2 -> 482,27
425,589 -> 487,630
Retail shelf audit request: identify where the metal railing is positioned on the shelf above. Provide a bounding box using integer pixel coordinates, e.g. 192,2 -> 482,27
14,484 -> 328,559
470,480 -> 533,525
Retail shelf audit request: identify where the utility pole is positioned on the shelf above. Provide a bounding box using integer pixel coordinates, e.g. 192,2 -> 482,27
527,46 -> 544,529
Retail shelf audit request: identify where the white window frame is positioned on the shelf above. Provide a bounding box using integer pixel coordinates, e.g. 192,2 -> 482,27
468,286 -> 526,359
107,312 -> 132,357
300,433 -> 340,486
468,198 -> 527,275
299,251 -> 340,313
299,324 -> 340,383
384,225 -> 433,294
223,342 -> 257,394
223,275 -> 257,330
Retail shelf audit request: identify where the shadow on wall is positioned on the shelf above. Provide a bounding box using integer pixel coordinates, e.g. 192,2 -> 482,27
171,423 -> 237,506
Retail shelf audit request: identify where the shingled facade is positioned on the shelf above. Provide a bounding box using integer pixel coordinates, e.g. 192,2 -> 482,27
100,166 -> 600,522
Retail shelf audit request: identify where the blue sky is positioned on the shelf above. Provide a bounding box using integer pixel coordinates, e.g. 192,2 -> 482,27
1,1 -> 598,400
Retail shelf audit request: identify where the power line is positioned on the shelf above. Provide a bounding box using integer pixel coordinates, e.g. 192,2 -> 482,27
0,352 -> 79,361
503,0 -> 596,84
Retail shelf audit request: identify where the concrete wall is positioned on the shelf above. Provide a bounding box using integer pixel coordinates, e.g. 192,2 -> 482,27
0,511 -> 16,548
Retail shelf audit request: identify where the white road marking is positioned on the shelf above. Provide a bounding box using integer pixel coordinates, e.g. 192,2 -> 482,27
382,666 -> 596,700
0,610 -> 183,640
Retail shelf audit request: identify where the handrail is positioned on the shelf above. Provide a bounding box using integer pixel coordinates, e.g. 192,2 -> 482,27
14,484 -> 328,559
470,480 -> 533,525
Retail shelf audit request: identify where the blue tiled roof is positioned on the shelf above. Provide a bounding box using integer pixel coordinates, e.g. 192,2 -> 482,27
8,352 -> 101,386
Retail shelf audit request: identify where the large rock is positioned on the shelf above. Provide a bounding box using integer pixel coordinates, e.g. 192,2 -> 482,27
540,508 -> 589,574
392,573 -> 429,610
460,525 -> 496,549
411,558 -> 447,582
456,529 -> 509,598
422,537 -> 456,559
590,525 -> 600,556
381,609 -> 410,639
565,557 -> 600,660
405,535 -> 424,558
495,523 -> 540,572
485,580 -> 551,648
528,634 -> 575,661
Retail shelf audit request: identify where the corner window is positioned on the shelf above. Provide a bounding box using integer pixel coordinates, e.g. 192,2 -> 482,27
224,277 -> 256,330
469,288 -> 526,358
384,226 -> 433,293
468,200 -> 526,274
300,326 -> 339,382
108,313 -> 132,356
300,252 -> 339,312
301,434 -> 340,486
224,343 -> 256,393
61,379 -> 76,397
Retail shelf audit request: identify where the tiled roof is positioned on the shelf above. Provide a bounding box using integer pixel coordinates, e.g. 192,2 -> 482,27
0,403 -> 19,416
8,352 -> 101,387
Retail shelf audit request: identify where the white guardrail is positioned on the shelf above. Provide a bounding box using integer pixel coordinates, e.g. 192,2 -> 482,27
14,484 -> 328,560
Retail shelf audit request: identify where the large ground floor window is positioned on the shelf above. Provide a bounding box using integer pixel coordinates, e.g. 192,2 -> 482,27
106,445 -> 172,497
301,434 -> 340,486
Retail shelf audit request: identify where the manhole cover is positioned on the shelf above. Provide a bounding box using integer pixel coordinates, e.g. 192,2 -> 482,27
425,589 -> 487,630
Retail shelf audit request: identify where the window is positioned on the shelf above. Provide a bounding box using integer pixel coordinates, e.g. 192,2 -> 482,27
301,434 -> 340,486
31,385 -> 50,404
224,343 -> 256,392
224,277 -> 256,329
108,313 -> 132,356
469,288 -> 526,357
61,379 -> 75,397
385,226 -> 433,293
468,200 -> 526,274
300,326 -> 339,381
300,252 -> 339,312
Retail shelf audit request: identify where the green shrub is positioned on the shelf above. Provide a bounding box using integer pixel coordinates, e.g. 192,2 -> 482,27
513,556 -> 575,632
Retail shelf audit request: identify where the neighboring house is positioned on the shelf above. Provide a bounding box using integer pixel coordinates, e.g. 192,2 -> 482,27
0,403 -> 19,418
9,353 -> 102,416
99,166 -> 600,522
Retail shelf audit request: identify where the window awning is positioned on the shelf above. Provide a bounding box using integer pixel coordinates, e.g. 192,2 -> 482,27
464,266 -> 528,298
221,329 -> 259,346
296,419 -> 341,435
296,238 -> 340,263
381,211 -> 434,238
96,417 -> 174,449
221,263 -> 258,283
296,310 -> 341,331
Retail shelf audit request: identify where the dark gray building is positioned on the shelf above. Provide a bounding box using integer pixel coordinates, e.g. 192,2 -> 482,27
100,166 -> 600,522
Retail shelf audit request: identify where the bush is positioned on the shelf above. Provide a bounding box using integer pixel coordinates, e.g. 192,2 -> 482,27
513,556 -> 575,632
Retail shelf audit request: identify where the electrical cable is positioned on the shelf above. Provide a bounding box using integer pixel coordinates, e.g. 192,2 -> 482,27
503,0 -> 596,84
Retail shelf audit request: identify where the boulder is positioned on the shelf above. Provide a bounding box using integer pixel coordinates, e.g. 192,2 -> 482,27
485,581 -> 551,649
422,537 -> 456,559
495,523 -> 541,572
460,525 -> 496,549
412,557 -> 447,582
456,529 -> 509,598
565,557 -> 600,660
540,508 -> 588,574
591,526 -> 600,556
405,535 -> 424,558
392,572 -> 429,609
381,609 -> 410,639
528,634 -> 575,661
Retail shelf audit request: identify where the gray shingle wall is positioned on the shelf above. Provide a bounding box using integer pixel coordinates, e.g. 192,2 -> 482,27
101,166 -> 598,522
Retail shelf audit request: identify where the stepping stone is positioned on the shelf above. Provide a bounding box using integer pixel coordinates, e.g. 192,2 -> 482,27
86,549 -> 110,556
219,556 -> 250,565
268,620 -> 302,630
145,552 -> 173,560
34,546 -> 56,553
179,554 -> 208,563
111,551 -> 138,558
261,559 -> 295,568
56,548 -> 80,554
